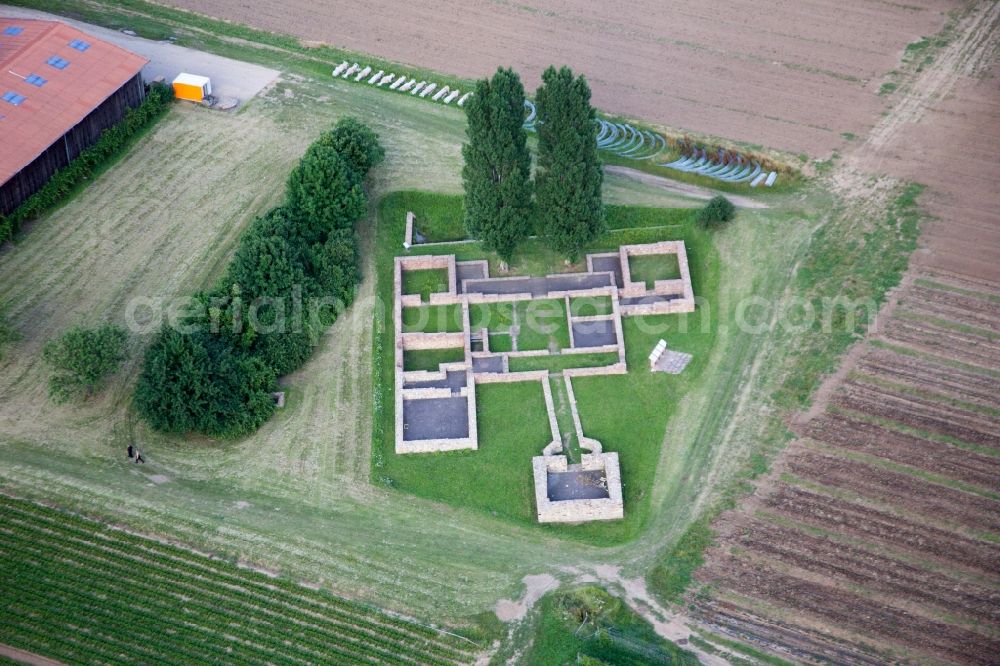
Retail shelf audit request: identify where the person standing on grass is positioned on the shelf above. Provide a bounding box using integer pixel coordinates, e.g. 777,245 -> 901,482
134,450 -> 144,464
127,444 -> 134,459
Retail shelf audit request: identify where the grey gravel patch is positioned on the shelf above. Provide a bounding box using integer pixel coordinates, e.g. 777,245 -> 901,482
402,397 -> 469,440
653,350 -> 693,374
571,319 -> 617,347
547,468 -> 610,500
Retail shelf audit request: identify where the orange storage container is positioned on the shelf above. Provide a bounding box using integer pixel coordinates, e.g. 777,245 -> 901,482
171,73 -> 211,102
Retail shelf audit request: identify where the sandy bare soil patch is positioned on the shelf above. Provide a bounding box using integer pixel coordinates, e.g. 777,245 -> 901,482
159,0 -> 955,156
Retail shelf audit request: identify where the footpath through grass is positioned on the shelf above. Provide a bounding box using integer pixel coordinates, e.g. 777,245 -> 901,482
372,191 -> 720,544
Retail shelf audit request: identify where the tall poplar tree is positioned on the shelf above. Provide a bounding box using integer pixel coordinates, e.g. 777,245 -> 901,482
462,67 -> 532,268
535,66 -> 604,262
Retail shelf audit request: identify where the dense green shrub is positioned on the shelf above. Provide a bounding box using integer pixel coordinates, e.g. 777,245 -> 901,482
286,145 -> 366,242
134,327 -> 275,437
135,118 -> 381,438
0,83 -> 174,244
42,324 -> 128,403
697,195 -> 736,228
317,117 -> 386,177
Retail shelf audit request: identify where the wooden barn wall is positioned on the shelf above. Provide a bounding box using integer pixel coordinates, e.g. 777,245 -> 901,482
0,73 -> 147,217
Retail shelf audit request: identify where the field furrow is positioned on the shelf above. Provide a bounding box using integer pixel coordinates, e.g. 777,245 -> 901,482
761,484 -> 999,577
856,347 -> 999,407
802,413 -> 1000,490
0,497 -> 477,666
700,554 -> 1000,665
786,449 -> 1000,533
832,381 -> 1000,448
724,518 -> 1000,625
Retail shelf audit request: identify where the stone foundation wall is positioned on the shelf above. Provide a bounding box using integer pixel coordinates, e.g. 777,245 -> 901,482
564,362 -> 627,378
619,299 -> 695,316
398,436 -> 478,454
616,241 -> 696,314
403,211 -> 414,249
401,331 -> 466,350
532,453 -> 624,523
473,369 -> 547,384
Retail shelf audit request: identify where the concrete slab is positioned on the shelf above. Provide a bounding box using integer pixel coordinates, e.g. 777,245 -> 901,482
404,370 -> 467,390
653,349 -> 693,374
547,468 -> 610,501
456,261 -> 487,289
589,255 -> 623,288
464,273 -> 613,298
571,319 -> 617,347
472,355 -> 504,373
402,397 -> 469,440
619,293 -> 680,307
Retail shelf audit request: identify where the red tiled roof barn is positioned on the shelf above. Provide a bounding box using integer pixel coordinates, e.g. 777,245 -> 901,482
0,18 -> 148,215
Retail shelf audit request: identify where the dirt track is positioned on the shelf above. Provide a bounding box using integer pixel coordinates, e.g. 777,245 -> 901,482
159,0 -> 956,156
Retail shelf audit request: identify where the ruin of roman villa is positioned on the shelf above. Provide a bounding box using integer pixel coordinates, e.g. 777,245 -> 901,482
394,213 -> 696,523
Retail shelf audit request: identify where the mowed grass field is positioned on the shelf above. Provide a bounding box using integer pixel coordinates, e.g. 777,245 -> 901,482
0,69 -> 723,622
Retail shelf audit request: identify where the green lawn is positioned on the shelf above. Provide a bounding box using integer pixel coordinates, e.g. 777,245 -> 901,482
514,298 -> 570,351
401,191 -> 468,243
374,191 -> 720,543
570,295 -> 613,317
469,301 -> 514,333
384,381 -> 552,520
487,332 -> 513,353
403,347 -> 464,372
401,268 -> 449,301
507,352 -> 620,373
628,253 -> 681,288
402,304 -> 463,333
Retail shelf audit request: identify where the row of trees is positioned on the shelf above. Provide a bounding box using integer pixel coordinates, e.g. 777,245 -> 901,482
462,66 -> 604,266
134,118 -> 384,437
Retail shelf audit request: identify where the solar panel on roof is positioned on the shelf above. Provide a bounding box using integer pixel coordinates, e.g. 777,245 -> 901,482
46,56 -> 70,70
2,91 -> 26,106
2,26 -> 23,36
25,74 -> 47,87
68,39 -> 91,52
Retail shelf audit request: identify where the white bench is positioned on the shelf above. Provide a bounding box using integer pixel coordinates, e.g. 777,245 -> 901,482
367,70 -> 384,84
354,66 -> 372,82
444,90 -> 460,104
648,339 -> 667,370
420,83 -> 437,98
432,85 -> 450,101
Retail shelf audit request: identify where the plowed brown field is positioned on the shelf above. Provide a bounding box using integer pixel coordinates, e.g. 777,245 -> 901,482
695,259 -> 1000,664
160,0 -> 957,156
692,0 -> 999,660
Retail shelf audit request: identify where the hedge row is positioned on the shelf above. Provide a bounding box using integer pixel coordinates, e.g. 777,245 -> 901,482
0,82 -> 175,244
134,118 -> 384,438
